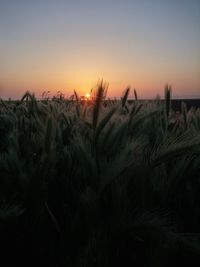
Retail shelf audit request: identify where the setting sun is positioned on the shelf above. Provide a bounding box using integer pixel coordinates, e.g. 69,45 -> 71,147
85,93 -> 91,99
0,1 -> 200,265
0,1 -> 199,100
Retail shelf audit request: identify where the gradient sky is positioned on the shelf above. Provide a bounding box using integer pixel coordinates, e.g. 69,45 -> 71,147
0,0 -> 200,99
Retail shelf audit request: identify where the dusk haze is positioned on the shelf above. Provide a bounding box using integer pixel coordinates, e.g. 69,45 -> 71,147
0,0 -> 199,99
1,1 -> 200,266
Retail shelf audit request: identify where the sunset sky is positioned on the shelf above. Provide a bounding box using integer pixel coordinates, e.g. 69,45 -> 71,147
0,0 -> 200,99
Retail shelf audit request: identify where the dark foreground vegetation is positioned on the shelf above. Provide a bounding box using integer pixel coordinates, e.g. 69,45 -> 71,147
0,84 -> 200,267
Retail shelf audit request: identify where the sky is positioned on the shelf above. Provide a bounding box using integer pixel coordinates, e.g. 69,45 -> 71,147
0,0 -> 200,99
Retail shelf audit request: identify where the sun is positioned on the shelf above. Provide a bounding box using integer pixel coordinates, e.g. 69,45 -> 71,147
85,93 -> 91,99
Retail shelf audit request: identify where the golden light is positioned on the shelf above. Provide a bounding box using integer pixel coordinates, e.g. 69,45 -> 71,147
85,93 -> 91,99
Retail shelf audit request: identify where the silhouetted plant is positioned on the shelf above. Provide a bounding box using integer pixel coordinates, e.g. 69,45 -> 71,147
0,84 -> 200,267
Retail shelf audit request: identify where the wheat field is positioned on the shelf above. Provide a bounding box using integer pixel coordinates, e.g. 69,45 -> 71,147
0,83 -> 200,266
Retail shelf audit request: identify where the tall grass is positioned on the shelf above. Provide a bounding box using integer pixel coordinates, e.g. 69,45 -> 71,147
0,84 -> 200,267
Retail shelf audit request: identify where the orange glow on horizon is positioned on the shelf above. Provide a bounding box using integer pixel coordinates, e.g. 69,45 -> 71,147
0,1 -> 199,100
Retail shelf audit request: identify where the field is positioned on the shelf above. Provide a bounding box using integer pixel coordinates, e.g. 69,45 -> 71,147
0,84 -> 200,267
